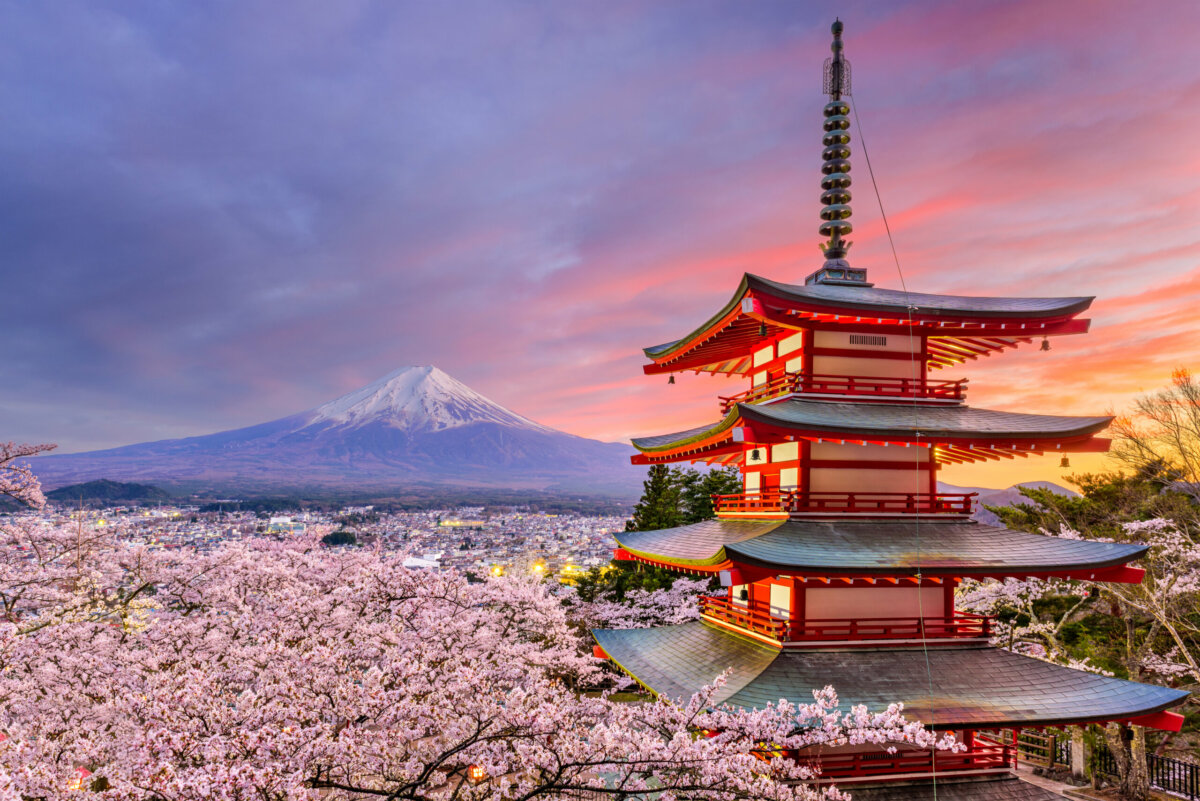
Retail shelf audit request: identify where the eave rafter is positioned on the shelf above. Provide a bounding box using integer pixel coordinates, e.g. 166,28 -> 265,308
644,283 -> 1092,376
613,547 -> 1149,585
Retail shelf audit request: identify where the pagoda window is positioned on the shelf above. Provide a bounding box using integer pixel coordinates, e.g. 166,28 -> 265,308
768,582 -> 791,620
779,467 -> 799,490
744,472 -> 760,493
752,343 -> 775,367
771,442 -> 799,462
807,441 -> 929,495
811,330 -> 922,380
778,331 -> 805,356
805,585 -> 945,621
808,467 -> 926,494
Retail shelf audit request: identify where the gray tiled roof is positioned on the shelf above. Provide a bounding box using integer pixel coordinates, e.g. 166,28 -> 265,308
748,274 -> 1095,319
631,419 -> 734,450
615,519 -> 1146,574
739,400 -> 1112,440
846,777 -> 1061,801
632,400 -> 1111,452
593,622 -> 1188,729
643,273 -> 1094,358
617,518 -> 781,565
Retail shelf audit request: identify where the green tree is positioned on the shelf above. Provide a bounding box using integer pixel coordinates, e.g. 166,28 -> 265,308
677,466 -> 742,524
625,465 -> 683,533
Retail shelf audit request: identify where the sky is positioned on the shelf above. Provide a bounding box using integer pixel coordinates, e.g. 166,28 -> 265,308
3,0 -> 1199,489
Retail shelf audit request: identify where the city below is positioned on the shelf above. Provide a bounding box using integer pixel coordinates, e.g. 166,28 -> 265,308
9,501 -> 626,578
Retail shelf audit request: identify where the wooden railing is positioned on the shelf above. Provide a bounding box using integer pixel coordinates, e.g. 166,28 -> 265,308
809,743 -> 1014,780
709,491 -> 789,515
699,596 -> 787,639
719,373 -> 967,411
711,491 -> 976,517
792,612 -> 993,641
699,598 -> 994,644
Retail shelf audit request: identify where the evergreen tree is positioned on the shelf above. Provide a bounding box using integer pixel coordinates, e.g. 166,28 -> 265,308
679,466 -> 742,524
625,464 -> 683,532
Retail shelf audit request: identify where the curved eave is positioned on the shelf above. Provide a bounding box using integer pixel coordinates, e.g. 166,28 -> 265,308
631,409 -> 739,455
738,401 -> 1113,444
748,274 -> 1095,321
615,519 -> 783,568
610,519 -> 1148,578
641,272 -> 1095,373
643,275 -> 753,362
632,402 -> 1113,462
594,623 -> 1188,730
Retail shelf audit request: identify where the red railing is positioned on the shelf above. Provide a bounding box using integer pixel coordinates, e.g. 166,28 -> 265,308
700,598 -> 993,644
719,373 -> 967,411
792,612 -> 993,641
699,596 -> 787,640
711,491 -> 976,517
808,743 -> 1014,780
709,491 -> 788,515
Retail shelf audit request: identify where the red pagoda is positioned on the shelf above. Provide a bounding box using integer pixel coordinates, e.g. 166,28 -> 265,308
593,20 -> 1188,801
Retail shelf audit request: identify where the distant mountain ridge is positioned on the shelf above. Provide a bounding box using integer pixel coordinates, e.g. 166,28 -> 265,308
938,480 -> 1079,526
46,479 -> 172,504
31,366 -> 641,497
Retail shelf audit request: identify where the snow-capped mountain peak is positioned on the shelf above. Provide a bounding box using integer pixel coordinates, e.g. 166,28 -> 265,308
306,366 -> 553,433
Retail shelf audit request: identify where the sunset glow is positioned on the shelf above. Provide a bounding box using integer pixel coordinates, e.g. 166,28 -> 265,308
3,1 -> 1198,489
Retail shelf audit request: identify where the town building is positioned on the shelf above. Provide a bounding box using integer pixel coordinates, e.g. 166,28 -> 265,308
593,20 -> 1188,800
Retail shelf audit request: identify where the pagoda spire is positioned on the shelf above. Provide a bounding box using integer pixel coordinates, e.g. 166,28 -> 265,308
820,19 -> 853,260
808,19 -> 868,286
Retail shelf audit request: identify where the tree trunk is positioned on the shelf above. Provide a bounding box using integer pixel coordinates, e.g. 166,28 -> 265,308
1105,723 -> 1150,800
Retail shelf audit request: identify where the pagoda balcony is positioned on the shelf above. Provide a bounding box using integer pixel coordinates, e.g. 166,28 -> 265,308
698,596 -> 788,640
804,742 -> 1015,783
711,490 -> 976,518
718,372 -> 967,412
699,596 -> 995,646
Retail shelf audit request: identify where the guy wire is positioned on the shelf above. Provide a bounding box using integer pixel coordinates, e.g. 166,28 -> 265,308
852,99 -> 941,799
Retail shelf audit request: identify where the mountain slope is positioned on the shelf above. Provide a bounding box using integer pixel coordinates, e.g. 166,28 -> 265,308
31,367 -> 640,496
938,480 -> 1079,525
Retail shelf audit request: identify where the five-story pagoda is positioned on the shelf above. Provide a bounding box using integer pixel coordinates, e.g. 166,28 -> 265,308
593,20 -> 1188,801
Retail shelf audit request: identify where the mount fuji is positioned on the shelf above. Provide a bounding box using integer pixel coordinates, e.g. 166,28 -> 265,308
30,366 -> 641,496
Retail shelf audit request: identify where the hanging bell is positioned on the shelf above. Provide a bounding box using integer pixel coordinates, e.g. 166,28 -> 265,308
668,375 -> 675,384
1040,337 -> 1051,352
1060,455 -> 1070,468
758,322 -> 768,337
751,448 -> 762,461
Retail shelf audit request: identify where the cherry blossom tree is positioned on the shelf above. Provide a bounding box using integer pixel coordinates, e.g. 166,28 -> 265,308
0,522 -> 949,801
0,442 -> 55,509
565,576 -> 710,629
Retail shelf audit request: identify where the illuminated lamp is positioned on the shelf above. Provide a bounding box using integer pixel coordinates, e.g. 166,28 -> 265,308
468,765 -> 487,783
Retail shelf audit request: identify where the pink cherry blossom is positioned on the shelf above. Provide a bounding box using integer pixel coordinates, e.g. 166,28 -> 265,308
0,523 -> 945,801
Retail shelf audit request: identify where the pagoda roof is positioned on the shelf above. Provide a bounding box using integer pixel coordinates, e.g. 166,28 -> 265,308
593,622 -> 1187,729
631,400 -> 1111,462
846,777 -> 1060,801
615,518 -> 1146,578
643,273 -> 1094,374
